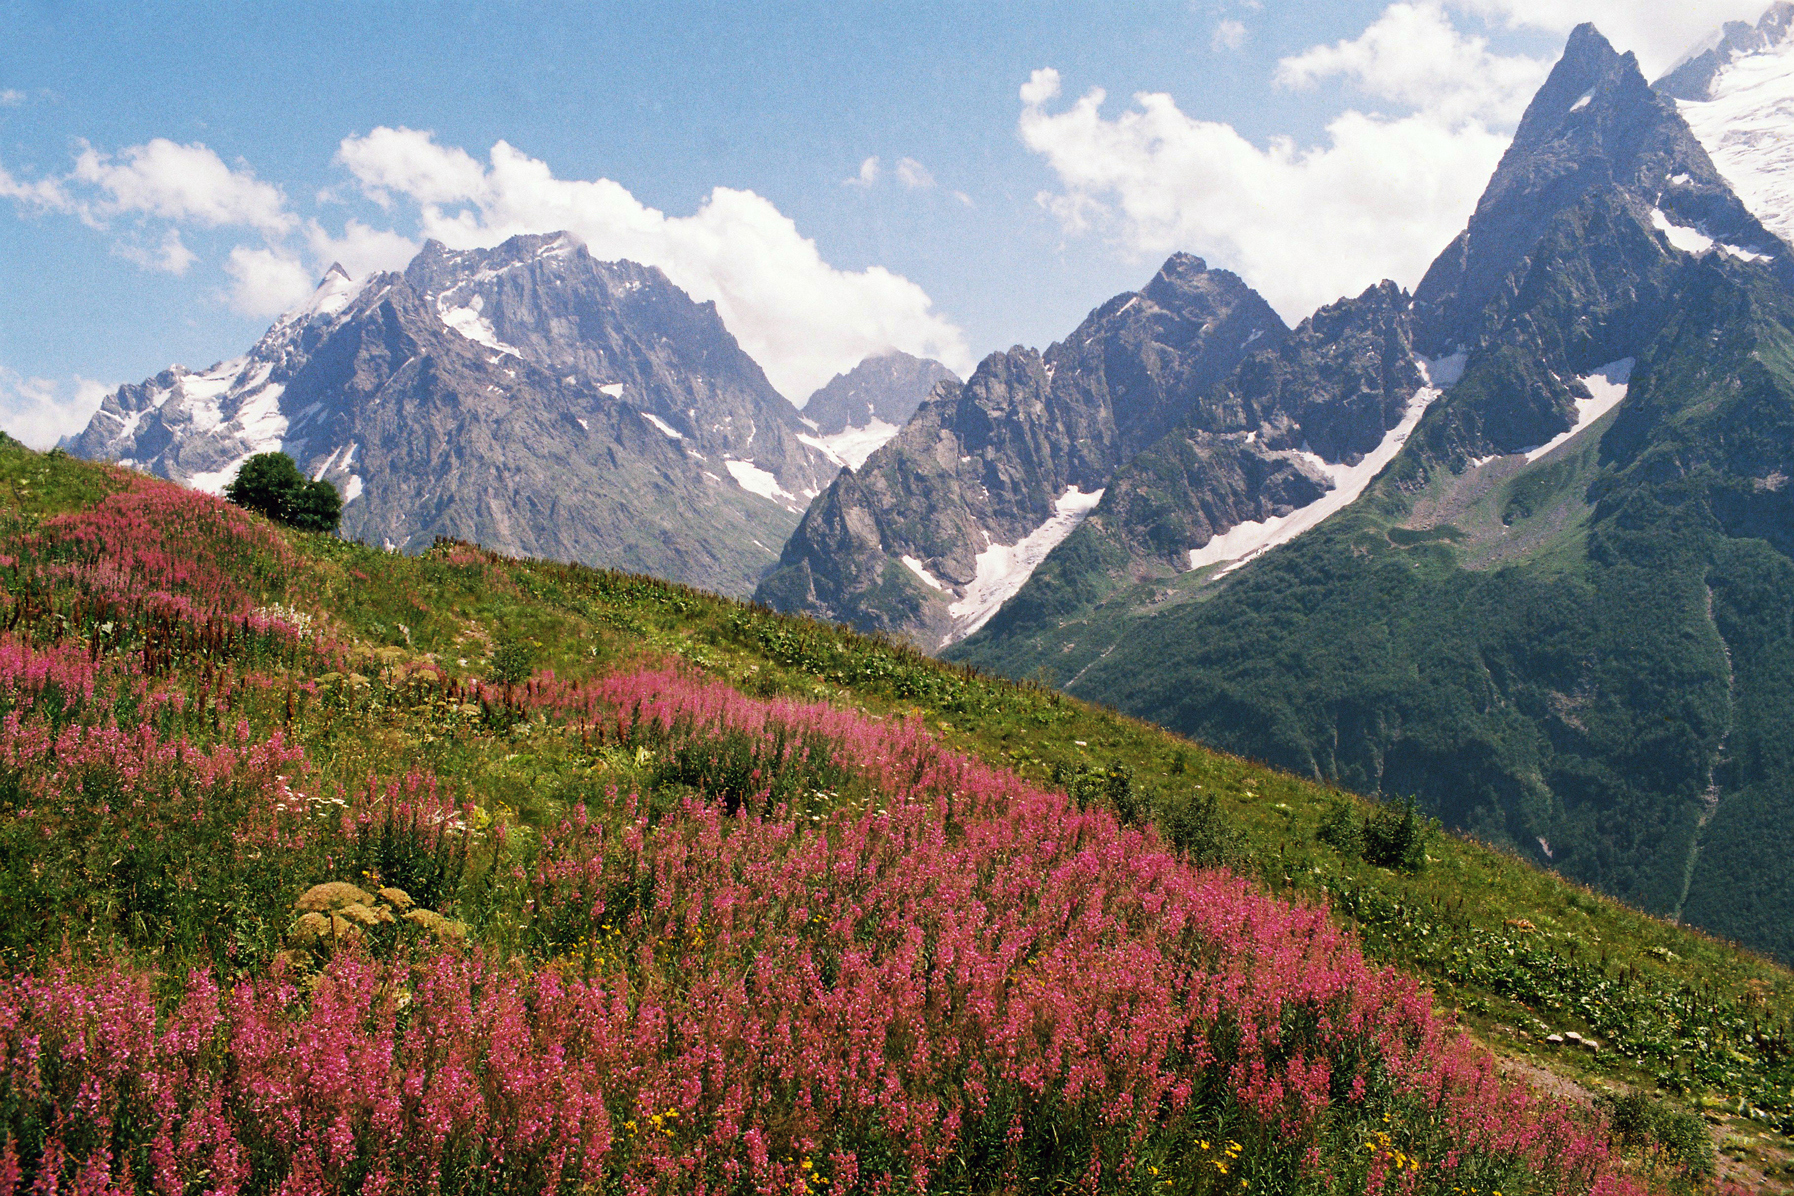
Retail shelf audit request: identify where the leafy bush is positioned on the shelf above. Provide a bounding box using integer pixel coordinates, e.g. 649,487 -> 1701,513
1159,789 -> 1244,867
1051,758 -> 1141,822
224,451 -> 342,533
1364,795 -> 1432,872
488,634 -> 537,686
1317,796 -> 1366,857
1596,1091 -> 1715,1184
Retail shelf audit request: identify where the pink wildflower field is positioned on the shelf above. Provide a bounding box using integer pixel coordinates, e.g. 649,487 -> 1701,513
0,470 -> 1681,1195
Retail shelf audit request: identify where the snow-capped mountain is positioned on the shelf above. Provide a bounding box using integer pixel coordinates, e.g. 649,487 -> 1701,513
797,351 -> 960,471
1657,3 -> 1794,247
68,234 -> 837,597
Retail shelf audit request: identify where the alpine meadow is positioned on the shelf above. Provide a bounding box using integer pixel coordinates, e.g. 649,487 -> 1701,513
6,3 -> 1794,1195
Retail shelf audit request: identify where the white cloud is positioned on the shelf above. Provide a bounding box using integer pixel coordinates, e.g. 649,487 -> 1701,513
1213,19 -> 1248,52
0,160 -> 72,210
1020,68 -> 1063,108
0,370 -> 110,450
70,139 -> 294,235
114,227 -> 198,274
305,218 -> 420,278
1019,75 -> 1512,322
1277,2 -> 1552,124
334,127 -> 972,397
224,246 -> 316,317
844,156 -> 881,187
335,125 -> 489,209
894,157 -> 935,189
0,90 -> 24,107
1449,0 -> 1767,76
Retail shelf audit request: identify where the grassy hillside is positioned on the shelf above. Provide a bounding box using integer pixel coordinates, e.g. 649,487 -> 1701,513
0,440 -> 1788,1193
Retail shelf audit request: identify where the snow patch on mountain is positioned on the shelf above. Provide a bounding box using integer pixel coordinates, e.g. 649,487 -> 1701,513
1653,208 -> 1718,254
1524,358 -> 1635,462
902,555 -> 946,591
1420,349 -> 1468,389
798,418 -> 900,471
1674,30 -> 1794,246
724,459 -> 797,508
437,293 -> 521,357
946,487 -> 1105,644
642,412 -> 684,439
1189,379 -> 1443,577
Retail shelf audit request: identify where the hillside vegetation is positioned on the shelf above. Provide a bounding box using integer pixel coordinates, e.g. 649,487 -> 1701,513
0,440 -> 1787,1194
953,251 -> 1794,968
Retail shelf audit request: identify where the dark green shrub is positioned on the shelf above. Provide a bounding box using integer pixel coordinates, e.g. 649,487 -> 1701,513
1363,796 -> 1431,872
1596,1091 -> 1715,1183
1052,760 -> 1141,824
1317,797 -> 1365,857
489,636 -> 537,686
224,452 -> 342,533
1160,791 -> 1243,868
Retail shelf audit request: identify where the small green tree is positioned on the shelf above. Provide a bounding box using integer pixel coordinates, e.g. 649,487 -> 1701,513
224,452 -> 342,533
1362,795 -> 1432,872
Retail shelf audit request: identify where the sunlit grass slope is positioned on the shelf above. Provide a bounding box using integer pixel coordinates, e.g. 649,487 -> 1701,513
0,437 -> 1786,1194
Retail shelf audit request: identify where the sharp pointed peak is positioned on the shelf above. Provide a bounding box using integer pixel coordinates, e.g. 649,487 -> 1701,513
320,262 -> 351,285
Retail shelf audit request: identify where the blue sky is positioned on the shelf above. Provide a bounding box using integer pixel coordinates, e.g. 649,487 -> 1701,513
0,0 -> 1765,444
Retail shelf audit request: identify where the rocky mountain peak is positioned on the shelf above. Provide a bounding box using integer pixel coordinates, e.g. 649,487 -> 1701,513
1413,22 -> 1777,356
1656,3 -> 1794,101
800,350 -> 960,438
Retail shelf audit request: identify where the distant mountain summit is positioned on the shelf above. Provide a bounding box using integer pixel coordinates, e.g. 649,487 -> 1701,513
1657,3 -> 1794,248
68,233 -> 837,596
802,351 -> 958,437
795,351 -> 959,472
952,23 -> 1794,963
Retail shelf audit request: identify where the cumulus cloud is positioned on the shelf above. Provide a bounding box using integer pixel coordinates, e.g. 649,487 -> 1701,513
1277,2 -> 1552,125
1449,0 -> 1768,76
1212,20 -> 1248,52
3,137 -> 308,302
114,227 -> 198,275
1019,66 -> 1513,322
224,246 -> 316,317
70,139 -> 294,236
333,127 -> 972,397
305,218 -> 419,279
0,370 -> 110,450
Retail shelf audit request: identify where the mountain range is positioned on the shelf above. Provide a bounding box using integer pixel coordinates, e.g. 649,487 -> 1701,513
63,8 -> 1794,963
767,16 -> 1794,964
68,234 -> 949,599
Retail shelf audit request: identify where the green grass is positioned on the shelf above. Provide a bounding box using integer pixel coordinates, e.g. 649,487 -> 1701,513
3,442 -> 1790,1188
273,503 -> 1794,1139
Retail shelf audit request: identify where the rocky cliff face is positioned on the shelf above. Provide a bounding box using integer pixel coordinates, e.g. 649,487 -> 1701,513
754,254 -> 1287,646
68,234 -> 836,597
1082,280 -> 1425,574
